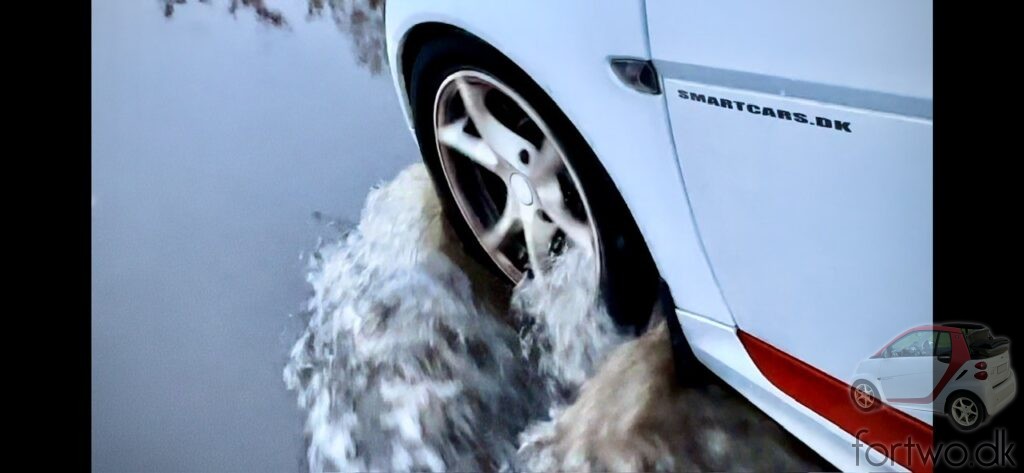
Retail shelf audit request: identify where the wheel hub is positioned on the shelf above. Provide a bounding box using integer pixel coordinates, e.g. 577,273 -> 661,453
509,173 -> 534,205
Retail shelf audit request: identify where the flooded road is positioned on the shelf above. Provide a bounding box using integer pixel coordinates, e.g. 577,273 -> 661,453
283,164 -> 831,472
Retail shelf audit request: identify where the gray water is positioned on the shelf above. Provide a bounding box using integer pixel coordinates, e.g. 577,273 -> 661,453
92,1 -> 412,471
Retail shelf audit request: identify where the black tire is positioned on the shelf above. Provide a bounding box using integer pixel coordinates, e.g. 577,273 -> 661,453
945,391 -> 987,431
408,32 -> 659,332
850,380 -> 880,412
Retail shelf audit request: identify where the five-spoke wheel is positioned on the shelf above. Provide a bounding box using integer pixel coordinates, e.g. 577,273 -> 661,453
946,392 -> 986,431
433,70 -> 598,281
851,380 -> 878,411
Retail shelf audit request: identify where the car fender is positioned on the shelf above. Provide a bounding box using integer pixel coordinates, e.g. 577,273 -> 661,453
384,0 -> 734,325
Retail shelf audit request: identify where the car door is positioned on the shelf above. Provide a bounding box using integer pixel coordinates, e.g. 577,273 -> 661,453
644,0 -> 933,386
876,331 -> 936,400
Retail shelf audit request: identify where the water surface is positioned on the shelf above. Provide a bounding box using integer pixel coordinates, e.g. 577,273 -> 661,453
91,1 -> 414,470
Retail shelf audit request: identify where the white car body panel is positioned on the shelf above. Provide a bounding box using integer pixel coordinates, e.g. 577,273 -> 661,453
384,1 -> 933,470
661,80 -> 932,386
857,356 -> 935,400
385,0 -> 735,326
648,0 -> 933,392
644,0 -> 932,100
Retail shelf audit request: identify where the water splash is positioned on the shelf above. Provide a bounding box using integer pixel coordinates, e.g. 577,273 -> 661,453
511,244 -> 630,406
283,165 -> 542,471
284,163 -> 829,472
513,322 -> 680,472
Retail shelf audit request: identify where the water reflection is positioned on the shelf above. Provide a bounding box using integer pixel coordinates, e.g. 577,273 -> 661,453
163,0 -> 386,74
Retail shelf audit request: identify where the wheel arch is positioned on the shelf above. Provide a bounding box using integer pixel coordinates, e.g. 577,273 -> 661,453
851,377 -> 883,397
399,23 -> 471,104
852,378 -> 877,388
388,22 -> 450,128
385,3 -> 736,326
400,24 -> 665,329
944,388 -> 985,413
396,22 -> 646,227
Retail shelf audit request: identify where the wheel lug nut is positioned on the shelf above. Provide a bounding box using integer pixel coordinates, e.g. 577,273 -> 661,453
519,149 -> 529,164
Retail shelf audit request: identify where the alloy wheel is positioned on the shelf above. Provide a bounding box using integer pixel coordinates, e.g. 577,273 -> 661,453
853,383 -> 876,410
951,396 -> 979,427
432,70 -> 599,282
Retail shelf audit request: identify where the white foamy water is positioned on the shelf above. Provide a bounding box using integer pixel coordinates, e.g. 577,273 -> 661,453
511,241 -> 630,406
284,163 -> 828,473
283,165 -> 542,471
512,322 -> 679,473
283,163 -> 629,471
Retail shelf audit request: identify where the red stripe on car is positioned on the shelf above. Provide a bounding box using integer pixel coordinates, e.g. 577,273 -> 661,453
738,330 -> 933,473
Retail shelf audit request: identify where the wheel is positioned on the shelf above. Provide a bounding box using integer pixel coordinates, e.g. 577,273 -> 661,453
946,391 -> 987,431
851,380 -> 880,412
408,32 -> 659,331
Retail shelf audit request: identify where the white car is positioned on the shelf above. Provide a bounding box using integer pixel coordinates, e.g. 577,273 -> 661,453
851,323 -> 1015,432
384,1 -> 932,471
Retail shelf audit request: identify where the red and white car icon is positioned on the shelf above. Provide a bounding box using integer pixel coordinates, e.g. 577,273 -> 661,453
851,323 -> 1015,430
